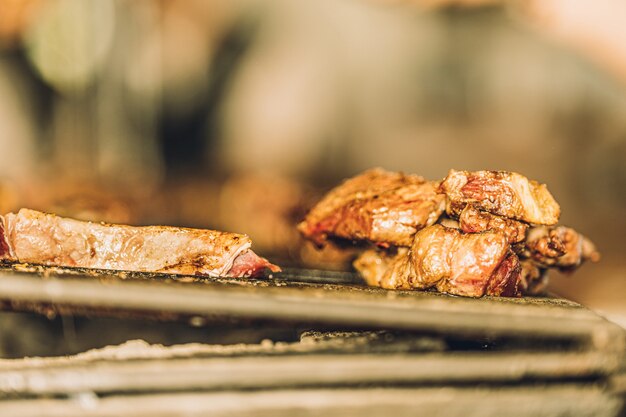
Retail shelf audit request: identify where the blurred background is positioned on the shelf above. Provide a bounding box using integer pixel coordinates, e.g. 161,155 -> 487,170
0,0 -> 625,335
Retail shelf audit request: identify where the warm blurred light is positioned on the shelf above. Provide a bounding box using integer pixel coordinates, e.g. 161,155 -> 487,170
0,0 -> 42,48
513,0 -> 626,85
25,0 -> 115,94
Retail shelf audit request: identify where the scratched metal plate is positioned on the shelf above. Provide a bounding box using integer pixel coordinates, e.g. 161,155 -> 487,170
0,265 -> 623,417
0,264 -> 622,346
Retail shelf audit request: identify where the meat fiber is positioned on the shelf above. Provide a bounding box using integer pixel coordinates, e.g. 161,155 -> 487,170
0,209 -> 279,278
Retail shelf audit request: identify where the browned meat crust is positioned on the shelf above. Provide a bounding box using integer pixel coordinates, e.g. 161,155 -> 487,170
458,204 -> 529,244
353,225 -> 521,298
520,226 -> 600,270
440,170 -> 560,225
0,209 -> 279,278
298,168 -> 446,247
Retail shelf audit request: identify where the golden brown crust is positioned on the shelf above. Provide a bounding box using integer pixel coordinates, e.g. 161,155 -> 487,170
298,168 -> 446,247
440,170 -> 560,225
521,226 -> 600,270
353,225 -> 521,298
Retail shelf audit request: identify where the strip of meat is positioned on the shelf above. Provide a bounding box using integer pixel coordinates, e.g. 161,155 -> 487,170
458,204 -> 529,244
353,225 -> 521,297
520,226 -> 600,270
0,209 -> 280,278
298,168 -> 446,247
440,170 -> 560,225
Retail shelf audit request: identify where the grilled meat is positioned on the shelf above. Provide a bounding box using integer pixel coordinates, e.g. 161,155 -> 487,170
440,170 -> 560,225
0,209 -> 279,278
352,247 -> 408,287
301,168 -> 597,298
298,168 -> 445,247
353,225 -> 521,297
458,204 -> 529,244
521,226 -> 600,270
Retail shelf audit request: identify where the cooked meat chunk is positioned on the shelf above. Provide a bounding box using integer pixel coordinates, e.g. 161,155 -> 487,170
440,170 -> 560,225
0,209 -> 279,278
298,168 -> 446,247
458,204 -> 529,244
303,167 -> 596,298
521,226 -> 600,270
352,247 -> 408,287
353,225 -> 521,297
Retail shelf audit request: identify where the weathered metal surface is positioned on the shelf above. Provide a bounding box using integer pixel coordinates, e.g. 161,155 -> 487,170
0,264 -> 623,417
0,385 -> 621,417
0,266 -> 621,344
0,345 -> 618,395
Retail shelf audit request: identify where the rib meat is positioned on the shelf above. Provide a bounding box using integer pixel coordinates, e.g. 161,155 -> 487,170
0,209 -> 280,278
298,168 -> 446,247
353,225 -> 522,297
440,170 -> 560,225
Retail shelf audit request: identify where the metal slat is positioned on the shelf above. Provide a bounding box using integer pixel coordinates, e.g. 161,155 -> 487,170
0,271 -> 621,343
0,351 -> 618,395
0,385 -> 621,417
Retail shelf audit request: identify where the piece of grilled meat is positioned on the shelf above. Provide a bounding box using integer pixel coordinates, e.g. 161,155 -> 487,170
520,226 -> 600,270
0,209 -> 279,278
298,168 -> 445,247
353,225 -> 522,297
440,170 -> 560,225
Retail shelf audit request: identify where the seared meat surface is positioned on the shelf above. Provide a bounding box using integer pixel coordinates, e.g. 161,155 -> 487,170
298,168 -> 445,247
440,170 -> 560,225
0,209 -> 279,278
521,226 -> 600,270
458,204 -> 528,244
352,247 -> 408,288
353,225 -> 521,297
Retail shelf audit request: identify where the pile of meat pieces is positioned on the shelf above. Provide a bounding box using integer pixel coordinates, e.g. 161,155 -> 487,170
298,168 -> 599,297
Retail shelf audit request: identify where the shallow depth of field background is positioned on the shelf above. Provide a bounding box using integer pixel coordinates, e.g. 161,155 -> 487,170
0,0 -> 625,330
